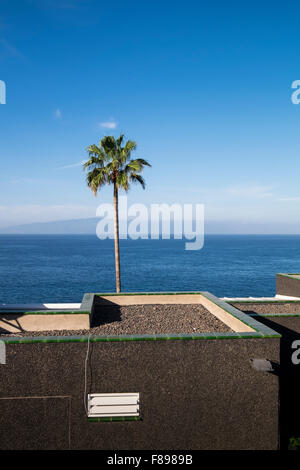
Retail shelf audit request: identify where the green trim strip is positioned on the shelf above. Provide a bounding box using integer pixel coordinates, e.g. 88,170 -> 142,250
200,292 -> 281,338
0,291 -> 282,343
201,293 -> 258,332
0,331 -> 280,344
249,313 -> 300,318
277,273 -> 300,280
88,416 -> 141,423
229,300 -> 300,304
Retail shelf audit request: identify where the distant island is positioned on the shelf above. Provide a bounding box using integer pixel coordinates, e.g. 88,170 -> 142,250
1,218 -> 300,235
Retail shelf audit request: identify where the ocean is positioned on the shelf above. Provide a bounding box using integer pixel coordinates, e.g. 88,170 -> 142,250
0,234 -> 299,303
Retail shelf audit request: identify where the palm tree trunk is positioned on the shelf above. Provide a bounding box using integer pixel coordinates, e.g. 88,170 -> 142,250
113,183 -> 121,293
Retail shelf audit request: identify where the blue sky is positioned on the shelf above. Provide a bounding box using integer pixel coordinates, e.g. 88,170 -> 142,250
1,0 -> 300,232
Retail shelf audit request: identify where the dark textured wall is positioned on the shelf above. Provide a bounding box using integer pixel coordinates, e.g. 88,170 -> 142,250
276,274 -> 300,297
249,315 -> 300,450
0,397 -> 70,450
0,338 -> 280,450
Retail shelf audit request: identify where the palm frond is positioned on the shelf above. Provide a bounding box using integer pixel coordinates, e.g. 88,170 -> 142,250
124,140 -> 137,155
86,167 -> 107,196
135,158 -> 151,167
125,158 -> 151,173
116,134 -> 124,150
84,144 -> 107,167
117,170 -> 130,191
83,156 -> 104,170
101,136 -> 116,153
130,173 -> 146,189
84,134 -> 151,195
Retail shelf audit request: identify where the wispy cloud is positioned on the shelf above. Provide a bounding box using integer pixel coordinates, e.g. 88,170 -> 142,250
278,197 -> 300,202
57,160 -> 86,169
225,184 -> 274,199
99,120 -> 117,129
54,108 -> 62,119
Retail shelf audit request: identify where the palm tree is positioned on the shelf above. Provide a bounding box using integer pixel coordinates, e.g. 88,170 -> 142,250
83,134 -> 151,293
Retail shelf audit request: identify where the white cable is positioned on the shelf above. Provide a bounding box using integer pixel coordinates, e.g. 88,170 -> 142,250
84,332 -> 92,416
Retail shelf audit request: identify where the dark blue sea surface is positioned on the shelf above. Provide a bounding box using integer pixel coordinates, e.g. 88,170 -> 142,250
0,235 -> 300,303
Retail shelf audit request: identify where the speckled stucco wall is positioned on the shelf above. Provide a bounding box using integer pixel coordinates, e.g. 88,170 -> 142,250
243,315 -> 300,450
0,337 -> 280,450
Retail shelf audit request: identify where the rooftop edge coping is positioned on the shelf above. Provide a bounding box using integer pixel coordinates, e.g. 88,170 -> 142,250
277,273 -> 300,280
0,291 -> 281,343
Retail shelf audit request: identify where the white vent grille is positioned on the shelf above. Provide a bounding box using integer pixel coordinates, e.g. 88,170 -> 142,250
88,393 -> 140,418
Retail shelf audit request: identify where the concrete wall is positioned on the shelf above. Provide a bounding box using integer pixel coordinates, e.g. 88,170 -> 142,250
276,274 -> 300,297
0,313 -> 90,333
246,315 -> 300,450
0,337 -> 280,450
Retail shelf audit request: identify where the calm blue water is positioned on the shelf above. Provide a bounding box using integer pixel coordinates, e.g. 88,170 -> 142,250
0,235 -> 300,303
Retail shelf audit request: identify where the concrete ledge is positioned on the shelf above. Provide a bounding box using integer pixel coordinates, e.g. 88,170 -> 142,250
91,291 -> 280,338
94,293 -> 202,305
200,291 -> 280,337
277,273 -> 300,297
0,313 -> 90,333
0,294 -> 93,333
0,291 -> 281,338
200,294 -> 254,332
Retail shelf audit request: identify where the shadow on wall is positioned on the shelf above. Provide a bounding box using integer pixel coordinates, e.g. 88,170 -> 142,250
91,297 -> 122,327
244,313 -> 300,451
0,315 -> 25,334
